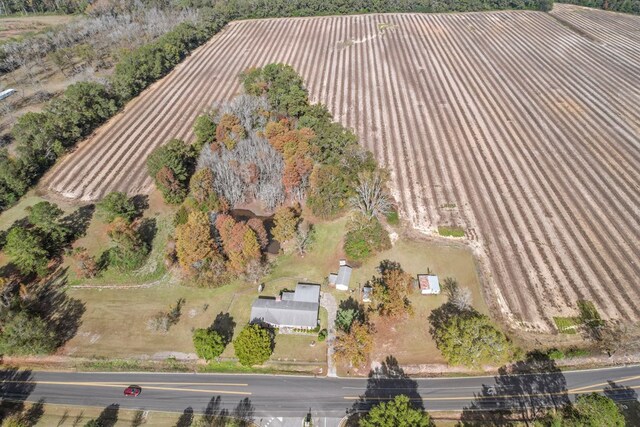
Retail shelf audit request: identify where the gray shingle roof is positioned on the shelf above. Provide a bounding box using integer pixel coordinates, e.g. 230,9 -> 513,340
293,283 -> 320,303
250,283 -> 321,328
250,299 -> 319,328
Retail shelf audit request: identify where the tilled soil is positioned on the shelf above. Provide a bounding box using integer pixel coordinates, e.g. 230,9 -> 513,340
43,7 -> 640,331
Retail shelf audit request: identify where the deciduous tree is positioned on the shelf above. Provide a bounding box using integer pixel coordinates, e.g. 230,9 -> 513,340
175,211 -> 219,276
4,227 -> 49,276
351,170 -> 391,219
334,320 -> 372,367
369,261 -> 413,319
429,306 -> 516,368
0,310 -> 58,356
272,206 -> 299,244
96,192 -> 137,223
106,217 -> 149,272
359,395 -> 432,427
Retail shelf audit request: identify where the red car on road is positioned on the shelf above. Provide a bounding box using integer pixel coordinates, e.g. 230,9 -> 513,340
123,386 -> 142,397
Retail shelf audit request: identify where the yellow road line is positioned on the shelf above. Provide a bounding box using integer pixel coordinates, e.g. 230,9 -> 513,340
568,374 -> 640,394
2,381 -> 251,396
79,382 -> 248,387
343,384 -> 640,402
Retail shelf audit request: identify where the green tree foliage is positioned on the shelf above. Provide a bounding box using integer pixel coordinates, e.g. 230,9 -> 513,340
298,104 -> 359,164
0,1 -> 86,14
344,214 -> 391,261
193,114 -> 217,150
96,192 -> 137,223
561,0 -> 638,14
571,393 -> 625,426
359,395 -> 432,427
192,328 -> 226,362
429,305 -> 516,368
241,64 -> 308,117
307,164 -> 351,218
336,308 -> 360,333
147,139 -> 197,204
4,226 -> 49,276
233,324 -> 273,366
0,310 -> 58,356
106,218 -> 149,272
27,201 -> 68,248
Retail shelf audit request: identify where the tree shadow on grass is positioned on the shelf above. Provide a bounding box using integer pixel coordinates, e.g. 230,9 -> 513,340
175,407 -> 194,427
91,403 -> 119,427
138,217 -> 157,248
131,194 -> 149,218
28,268 -> 86,346
21,398 -> 45,426
459,352 -> 569,426
346,355 -> 422,423
604,380 -> 640,426
0,368 -> 36,423
61,204 -> 95,243
211,312 -> 236,345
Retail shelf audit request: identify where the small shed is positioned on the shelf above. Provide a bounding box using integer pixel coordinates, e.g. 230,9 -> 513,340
362,285 -> 372,303
329,259 -> 352,291
418,274 -> 440,295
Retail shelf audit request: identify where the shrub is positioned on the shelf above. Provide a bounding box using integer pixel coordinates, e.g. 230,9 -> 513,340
547,348 -> 565,360
385,209 -> 399,226
318,329 -> 327,342
438,226 -> 465,238
233,324 -> 273,366
193,329 -> 226,361
343,215 -> 391,261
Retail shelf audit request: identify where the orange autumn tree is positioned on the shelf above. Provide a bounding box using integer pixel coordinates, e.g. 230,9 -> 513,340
215,215 -> 261,273
175,211 -> 221,276
264,119 -> 316,196
216,113 -> 245,150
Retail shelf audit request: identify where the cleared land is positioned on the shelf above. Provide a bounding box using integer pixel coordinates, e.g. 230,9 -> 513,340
44,7 -> 640,331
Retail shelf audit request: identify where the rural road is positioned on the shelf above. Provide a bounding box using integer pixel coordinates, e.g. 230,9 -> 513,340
2,365 -> 640,423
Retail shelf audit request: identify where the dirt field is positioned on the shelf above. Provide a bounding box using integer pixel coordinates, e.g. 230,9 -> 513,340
43,6 -> 640,331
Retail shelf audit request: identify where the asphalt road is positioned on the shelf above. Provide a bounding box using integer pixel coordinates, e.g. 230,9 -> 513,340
1,365 -> 639,421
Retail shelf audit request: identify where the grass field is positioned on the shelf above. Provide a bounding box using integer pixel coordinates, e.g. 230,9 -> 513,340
0,14 -> 74,41
62,212 -> 481,370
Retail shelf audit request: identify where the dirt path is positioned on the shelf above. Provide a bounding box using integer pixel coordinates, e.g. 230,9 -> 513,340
321,292 -> 338,377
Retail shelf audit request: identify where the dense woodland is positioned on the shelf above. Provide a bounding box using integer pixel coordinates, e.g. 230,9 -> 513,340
148,63 -> 392,285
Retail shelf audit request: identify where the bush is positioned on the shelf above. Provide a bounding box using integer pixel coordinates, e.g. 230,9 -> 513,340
385,209 -> 399,226
193,328 -> 226,361
547,348 -> 565,360
318,329 -> 327,342
344,215 -> 391,261
438,226 -> 465,237
96,192 -> 137,223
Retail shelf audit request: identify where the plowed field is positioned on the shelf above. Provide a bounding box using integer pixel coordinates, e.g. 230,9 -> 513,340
44,6 -> 640,331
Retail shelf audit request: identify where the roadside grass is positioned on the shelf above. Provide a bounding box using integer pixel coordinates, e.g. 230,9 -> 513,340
437,225 -> 465,238
553,316 -> 580,334
14,402 -> 185,427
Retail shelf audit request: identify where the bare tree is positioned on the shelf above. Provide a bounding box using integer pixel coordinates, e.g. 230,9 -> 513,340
442,277 -> 472,311
350,170 -> 391,219
294,220 -> 315,256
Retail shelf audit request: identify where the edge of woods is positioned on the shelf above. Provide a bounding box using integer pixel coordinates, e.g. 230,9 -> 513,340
0,0 -> 554,215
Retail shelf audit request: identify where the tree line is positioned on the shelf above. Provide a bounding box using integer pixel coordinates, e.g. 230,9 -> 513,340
562,0 -> 639,14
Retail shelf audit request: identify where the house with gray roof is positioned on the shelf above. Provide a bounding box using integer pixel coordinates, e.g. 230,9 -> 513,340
328,259 -> 352,291
250,283 -> 321,329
